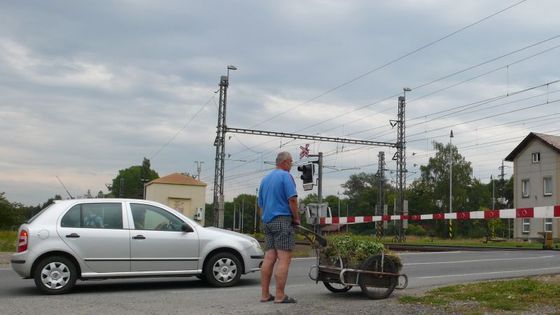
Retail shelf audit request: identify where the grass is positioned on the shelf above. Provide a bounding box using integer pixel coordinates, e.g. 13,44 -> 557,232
0,231 -> 17,252
400,276 -> 560,314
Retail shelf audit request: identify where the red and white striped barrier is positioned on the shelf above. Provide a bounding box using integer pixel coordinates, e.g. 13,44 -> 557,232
320,205 -> 560,225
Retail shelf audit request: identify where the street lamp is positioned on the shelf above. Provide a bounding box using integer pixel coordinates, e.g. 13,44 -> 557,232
227,65 -> 237,78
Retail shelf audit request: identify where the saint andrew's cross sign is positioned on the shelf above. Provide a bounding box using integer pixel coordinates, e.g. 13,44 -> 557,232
299,144 -> 310,159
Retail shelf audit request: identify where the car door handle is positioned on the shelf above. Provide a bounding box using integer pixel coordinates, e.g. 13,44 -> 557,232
65,233 -> 80,238
132,235 -> 146,240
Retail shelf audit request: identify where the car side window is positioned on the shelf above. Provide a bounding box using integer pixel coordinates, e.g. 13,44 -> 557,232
61,203 -> 123,229
130,204 -> 185,231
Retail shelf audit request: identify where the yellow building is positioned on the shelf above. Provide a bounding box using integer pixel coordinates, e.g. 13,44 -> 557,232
145,173 -> 207,225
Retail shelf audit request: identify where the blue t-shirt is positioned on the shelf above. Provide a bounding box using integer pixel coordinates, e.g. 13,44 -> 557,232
258,169 -> 298,223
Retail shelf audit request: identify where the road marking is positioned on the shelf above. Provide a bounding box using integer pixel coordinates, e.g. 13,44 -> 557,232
293,257 -> 316,261
406,255 -> 555,266
399,251 -> 462,256
416,266 -> 560,279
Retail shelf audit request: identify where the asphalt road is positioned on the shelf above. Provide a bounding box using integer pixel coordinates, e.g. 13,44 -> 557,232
1,250 -> 559,314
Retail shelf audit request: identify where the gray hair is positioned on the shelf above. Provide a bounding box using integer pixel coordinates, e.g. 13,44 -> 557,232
276,151 -> 292,165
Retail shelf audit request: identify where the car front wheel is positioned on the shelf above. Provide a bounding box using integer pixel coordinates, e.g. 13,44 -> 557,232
33,256 -> 77,294
204,252 -> 241,287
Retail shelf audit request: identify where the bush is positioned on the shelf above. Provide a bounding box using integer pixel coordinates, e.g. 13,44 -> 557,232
323,234 -> 402,270
406,224 -> 427,236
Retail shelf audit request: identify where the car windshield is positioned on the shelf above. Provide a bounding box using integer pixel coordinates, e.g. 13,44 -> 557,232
27,203 -> 55,223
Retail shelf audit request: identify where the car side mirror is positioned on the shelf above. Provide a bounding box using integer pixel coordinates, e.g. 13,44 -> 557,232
181,224 -> 193,233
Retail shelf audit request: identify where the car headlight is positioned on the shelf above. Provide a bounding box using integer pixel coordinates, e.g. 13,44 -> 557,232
250,238 -> 261,249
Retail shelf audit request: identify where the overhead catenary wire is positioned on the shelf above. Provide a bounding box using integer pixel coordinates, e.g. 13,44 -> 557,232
222,0 -> 532,164
228,34 -> 560,165
247,0 -> 529,130
150,94 -> 216,160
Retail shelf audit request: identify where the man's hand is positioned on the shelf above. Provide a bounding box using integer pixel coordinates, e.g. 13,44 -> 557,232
288,197 -> 300,226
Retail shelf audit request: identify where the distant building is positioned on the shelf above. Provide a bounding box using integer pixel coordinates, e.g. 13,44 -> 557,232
505,132 -> 560,240
145,173 -> 207,225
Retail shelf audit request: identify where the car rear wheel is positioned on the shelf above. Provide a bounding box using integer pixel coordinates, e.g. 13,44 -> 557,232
33,256 -> 77,295
204,252 -> 241,287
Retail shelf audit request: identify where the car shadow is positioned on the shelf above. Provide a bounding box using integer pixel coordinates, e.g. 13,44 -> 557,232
74,277 -> 260,294
8,277 -> 261,296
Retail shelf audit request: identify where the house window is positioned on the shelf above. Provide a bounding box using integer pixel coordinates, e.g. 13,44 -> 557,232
543,177 -> 553,196
545,218 -> 553,232
522,218 -> 530,233
521,179 -> 530,198
532,152 -> 541,163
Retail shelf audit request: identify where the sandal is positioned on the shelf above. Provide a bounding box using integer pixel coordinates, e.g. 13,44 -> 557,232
260,295 -> 275,302
274,295 -> 297,304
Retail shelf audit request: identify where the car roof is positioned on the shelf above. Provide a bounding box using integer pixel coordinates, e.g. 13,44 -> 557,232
54,198 -> 158,204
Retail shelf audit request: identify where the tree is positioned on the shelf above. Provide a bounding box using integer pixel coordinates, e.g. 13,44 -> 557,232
0,193 -> 63,230
227,194 -> 257,233
408,141 -> 474,237
110,158 -> 159,199
0,192 -> 16,229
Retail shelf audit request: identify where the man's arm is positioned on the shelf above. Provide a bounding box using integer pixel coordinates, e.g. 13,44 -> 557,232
288,197 -> 300,225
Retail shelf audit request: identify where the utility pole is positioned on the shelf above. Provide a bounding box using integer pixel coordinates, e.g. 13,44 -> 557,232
498,160 -> 510,238
194,161 -> 204,180
213,65 -> 236,228
449,130 -> 454,239
487,174 -> 496,241
317,152 -> 323,204
241,198 -> 245,233
233,203 -> 236,230
376,151 -> 386,239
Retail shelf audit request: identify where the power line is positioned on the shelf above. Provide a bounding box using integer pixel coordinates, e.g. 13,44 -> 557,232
150,94 -> 215,160
231,33 -> 559,162
247,0 -> 528,129
319,34 -> 560,138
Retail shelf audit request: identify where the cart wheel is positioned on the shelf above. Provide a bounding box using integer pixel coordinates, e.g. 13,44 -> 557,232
323,281 -> 352,293
358,255 -> 398,299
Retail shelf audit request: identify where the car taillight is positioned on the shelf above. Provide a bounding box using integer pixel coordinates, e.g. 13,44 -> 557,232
17,230 -> 28,252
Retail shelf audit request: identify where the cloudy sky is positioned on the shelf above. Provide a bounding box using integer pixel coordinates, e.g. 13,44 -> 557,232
1,0 -> 559,206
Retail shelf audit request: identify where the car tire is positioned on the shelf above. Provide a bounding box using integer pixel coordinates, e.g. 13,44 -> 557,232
33,256 -> 77,295
204,252 -> 241,287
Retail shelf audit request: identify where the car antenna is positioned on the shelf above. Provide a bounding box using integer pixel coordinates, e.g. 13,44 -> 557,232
56,176 -> 74,199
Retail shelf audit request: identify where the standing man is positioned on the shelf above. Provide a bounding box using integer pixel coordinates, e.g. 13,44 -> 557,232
259,151 -> 300,304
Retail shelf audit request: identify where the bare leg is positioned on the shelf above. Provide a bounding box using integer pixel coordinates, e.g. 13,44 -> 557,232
261,249 -> 277,301
274,249 -> 292,301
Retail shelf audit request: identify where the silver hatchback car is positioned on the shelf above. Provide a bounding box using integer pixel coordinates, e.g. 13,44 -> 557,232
11,199 -> 263,294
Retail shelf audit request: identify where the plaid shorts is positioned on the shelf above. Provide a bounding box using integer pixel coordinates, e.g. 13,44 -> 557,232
264,216 -> 295,251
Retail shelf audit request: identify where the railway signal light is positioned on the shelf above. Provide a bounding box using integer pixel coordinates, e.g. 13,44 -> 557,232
297,164 -> 314,191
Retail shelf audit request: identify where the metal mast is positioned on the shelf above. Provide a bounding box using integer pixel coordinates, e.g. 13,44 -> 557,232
394,95 -> 407,241
213,75 -> 229,228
